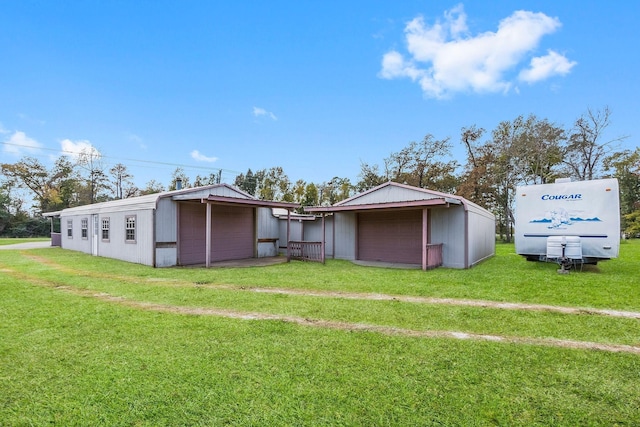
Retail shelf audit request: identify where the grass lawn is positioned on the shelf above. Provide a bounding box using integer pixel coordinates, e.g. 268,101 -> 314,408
1,241 -> 639,425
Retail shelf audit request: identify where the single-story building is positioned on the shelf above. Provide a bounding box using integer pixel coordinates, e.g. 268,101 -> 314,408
301,182 -> 495,269
45,181 -> 495,270
45,184 -> 298,267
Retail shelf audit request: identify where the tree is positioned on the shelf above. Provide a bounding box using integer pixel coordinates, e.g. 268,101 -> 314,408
1,156 -> 79,213
255,167 -> 291,201
381,135 -> 459,193
563,106 -> 628,181
518,117 -> 565,184
356,162 -> 385,192
234,169 -> 257,196
604,148 -> 640,232
168,167 -> 191,190
316,177 -> 352,206
109,163 -> 135,199
140,179 -> 165,195
76,146 -> 109,204
457,125 -> 493,207
302,183 -> 319,207
194,170 -> 222,187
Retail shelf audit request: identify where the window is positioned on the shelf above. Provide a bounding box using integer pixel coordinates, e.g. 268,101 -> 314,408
102,218 -> 110,241
67,220 -> 73,238
125,215 -> 136,243
81,218 -> 88,239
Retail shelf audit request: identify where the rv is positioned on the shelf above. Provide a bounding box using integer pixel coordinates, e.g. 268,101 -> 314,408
515,178 -> 620,267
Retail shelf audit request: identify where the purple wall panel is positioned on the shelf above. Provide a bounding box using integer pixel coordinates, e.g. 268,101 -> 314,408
357,210 -> 422,264
179,202 -> 254,265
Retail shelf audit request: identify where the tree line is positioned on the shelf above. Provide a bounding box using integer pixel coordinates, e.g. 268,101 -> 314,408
2,106 -> 639,239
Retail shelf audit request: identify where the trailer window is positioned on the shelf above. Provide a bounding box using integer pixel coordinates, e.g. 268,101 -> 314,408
67,220 -> 73,238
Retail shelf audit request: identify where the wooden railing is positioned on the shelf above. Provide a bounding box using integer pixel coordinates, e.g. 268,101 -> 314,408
424,243 -> 443,270
288,241 -> 324,263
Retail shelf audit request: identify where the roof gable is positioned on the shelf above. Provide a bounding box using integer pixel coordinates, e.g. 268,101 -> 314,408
336,182 -> 462,207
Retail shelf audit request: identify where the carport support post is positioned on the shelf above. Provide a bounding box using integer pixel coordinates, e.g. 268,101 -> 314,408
422,208 -> 428,271
321,213 -> 326,264
286,209 -> 291,262
205,202 -> 212,268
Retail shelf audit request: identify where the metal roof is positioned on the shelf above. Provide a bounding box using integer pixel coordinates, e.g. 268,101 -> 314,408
305,181 -> 464,213
48,184 -> 298,216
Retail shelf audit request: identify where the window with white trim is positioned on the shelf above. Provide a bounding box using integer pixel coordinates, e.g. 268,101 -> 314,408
67,220 -> 73,238
101,218 -> 110,241
125,215 -> 136,243
81,218 -> 88,239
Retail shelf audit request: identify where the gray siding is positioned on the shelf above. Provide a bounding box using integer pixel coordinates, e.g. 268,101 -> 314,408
61,209 -> 155,266
61,215 -> 93,254
466,202 -> 496,266
98,210 -> 154,265
257,208 -> 280,257
430,206 -> 466,269
333,212 -> 356,260
340,185 -> 443,206
156,198 -> 177,243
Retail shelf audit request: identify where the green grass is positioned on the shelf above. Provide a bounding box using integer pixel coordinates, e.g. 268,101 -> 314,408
1,241 -> 639,425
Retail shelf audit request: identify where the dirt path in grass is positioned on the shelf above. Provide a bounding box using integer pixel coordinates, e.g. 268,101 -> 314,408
55,285 -> 640,355
3,261 -> 639,355
211,285 -> 640,320
16,252 -> 640,321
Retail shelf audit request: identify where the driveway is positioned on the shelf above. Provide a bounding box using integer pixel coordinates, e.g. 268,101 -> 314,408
0,241 -> 53,250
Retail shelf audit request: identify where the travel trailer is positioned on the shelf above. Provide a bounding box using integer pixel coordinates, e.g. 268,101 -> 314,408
515,178 -> 620,270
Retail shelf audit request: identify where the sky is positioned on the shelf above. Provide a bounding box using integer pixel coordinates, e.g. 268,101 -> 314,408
1,1 -> 638,193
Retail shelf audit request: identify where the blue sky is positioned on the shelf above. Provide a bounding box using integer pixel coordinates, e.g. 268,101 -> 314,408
1,1 -> 638,190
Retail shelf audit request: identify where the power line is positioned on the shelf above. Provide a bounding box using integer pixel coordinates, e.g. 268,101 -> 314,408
0,141 -> 244,177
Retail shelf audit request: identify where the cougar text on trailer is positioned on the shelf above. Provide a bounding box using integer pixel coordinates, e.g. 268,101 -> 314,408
514,178 -> 620,272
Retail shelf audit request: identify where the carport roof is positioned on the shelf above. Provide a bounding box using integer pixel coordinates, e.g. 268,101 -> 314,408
199,195 -> 299,209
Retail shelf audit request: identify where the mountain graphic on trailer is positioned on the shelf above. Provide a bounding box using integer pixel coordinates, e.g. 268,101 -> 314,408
529,217 -> 603,223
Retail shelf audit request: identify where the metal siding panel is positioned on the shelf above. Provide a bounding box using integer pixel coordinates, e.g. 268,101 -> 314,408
334,212 -> 356,260
341,185 -> 441,206
357,210 -> 422,263
60,214 -> 93,254
98,210 -> 155,266
430,207 -> 466,268
156,198 -> 177,242
467,207 -> 496,266
256,207 -> 279,239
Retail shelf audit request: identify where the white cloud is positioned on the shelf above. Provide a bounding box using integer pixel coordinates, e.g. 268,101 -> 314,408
253,106 -> 278,121
380,5 -> 574,98
191,150 -> 218,163
519,50 -> 577,83
2,130 -> 43,156
60,139 -> 100,160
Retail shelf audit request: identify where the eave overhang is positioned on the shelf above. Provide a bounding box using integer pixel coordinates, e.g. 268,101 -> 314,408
304,197 -> 460,213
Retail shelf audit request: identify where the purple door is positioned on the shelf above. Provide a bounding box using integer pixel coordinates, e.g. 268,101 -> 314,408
358,210 -> 422,264
179,203 -> 254,265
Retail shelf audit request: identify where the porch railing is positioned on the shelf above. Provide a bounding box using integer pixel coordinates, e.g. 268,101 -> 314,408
425,243 -> 443,270
288,241 -> 324,263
